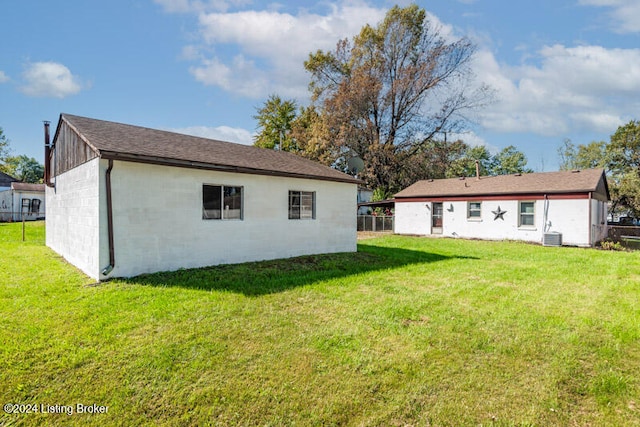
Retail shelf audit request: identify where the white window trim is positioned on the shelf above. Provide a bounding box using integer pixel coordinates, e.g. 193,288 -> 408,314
518,200 -> 536,229
289,190 -> 316,220
467,201 -> 482,221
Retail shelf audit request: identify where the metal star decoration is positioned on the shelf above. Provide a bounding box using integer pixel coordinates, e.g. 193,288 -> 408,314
492,205 -> 507,221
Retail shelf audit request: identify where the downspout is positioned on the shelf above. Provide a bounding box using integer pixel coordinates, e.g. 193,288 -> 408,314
542,194 -> 549,243
43,121 -> 53,188
101,159 -> 115,276
589,191 -> 593,246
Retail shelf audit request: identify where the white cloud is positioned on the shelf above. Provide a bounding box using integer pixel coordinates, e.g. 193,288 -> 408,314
170,125 -> 253,145
449,131 -> 499,153
190,55 -> 272,98
579,0 -> 640,33
154,0 -> 251,14
0,71 -> 9,83
475,44 -> 640,136
188,2 -> 387,99
20,62 -> 84,98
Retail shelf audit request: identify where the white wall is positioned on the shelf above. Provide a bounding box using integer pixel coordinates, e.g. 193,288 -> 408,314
101,160 -> 357,279
0,190 -> 11,222
0,189 -> 46,222
591,198 -> 608,243
46,158 -> 101,278
396,198 -> 597,246
394,202 -> 432,235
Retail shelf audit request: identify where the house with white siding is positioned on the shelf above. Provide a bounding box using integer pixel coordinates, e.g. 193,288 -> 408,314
45,114 -> 359,280
0,182 -> 46,222
394,169 -> 609,247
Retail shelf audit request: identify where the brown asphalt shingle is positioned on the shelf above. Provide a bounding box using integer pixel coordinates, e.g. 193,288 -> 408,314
11,183 -> 45,192
60,114 -> 359,184
395,169 -> 608,198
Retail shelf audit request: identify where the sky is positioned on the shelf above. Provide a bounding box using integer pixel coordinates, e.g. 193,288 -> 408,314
1,0 -> 639,173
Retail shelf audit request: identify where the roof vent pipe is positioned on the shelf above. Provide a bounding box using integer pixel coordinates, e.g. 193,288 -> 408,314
43,121 -> 53,187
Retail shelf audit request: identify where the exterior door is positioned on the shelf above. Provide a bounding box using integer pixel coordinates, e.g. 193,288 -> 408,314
432,202 -> 443,234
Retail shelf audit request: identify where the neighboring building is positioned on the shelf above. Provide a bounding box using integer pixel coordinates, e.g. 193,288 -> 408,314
0,182 -> 46,222
394,169 -> 609,247
45,114 -> 359,280
357,187 -> 373,214
0,171 -> 18,191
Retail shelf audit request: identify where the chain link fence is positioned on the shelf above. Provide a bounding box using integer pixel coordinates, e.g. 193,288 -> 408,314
357,215 -> 394,232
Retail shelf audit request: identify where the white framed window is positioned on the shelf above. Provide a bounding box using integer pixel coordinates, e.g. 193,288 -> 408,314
289,190 -> 315,219
519,201 -> 535,227
467,201 -> 482,220
203,184 -> 243,220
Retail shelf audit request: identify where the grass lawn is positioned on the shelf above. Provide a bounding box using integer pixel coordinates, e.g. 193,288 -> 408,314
1,221 -> 639,426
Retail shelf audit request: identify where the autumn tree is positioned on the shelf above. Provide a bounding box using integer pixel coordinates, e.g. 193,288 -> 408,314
302,4 -> 489,192
253,95 -> 298,151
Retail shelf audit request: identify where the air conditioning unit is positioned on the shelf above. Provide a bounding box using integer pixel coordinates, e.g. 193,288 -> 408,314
543,232 -> 562,247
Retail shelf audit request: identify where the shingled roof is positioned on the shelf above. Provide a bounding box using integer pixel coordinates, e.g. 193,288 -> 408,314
11,182 -> 45,192
395,169 -> 609,200
0,171 -> 17,188
56,114 -> 359,184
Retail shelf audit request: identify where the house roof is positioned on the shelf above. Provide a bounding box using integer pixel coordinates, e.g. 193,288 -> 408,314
0,171 -> 17,187
11,182 -> 45,192
56,114 -> 360,184
395,169 -> 609,200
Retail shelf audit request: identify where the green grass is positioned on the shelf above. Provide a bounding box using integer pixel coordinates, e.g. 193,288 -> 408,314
1,221 -> 640,426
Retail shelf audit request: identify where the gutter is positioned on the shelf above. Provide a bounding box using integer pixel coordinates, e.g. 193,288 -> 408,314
101,159 -> 115,277
99,151 -> 362,185
43,121 -> 54,188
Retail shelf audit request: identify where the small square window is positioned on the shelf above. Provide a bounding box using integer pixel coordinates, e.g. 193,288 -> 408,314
289,191 -> 315,219
203,185 -> 243,220
467,201 -> 481,219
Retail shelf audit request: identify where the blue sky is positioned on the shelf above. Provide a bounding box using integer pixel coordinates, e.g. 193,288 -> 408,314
2,0 -> 639,172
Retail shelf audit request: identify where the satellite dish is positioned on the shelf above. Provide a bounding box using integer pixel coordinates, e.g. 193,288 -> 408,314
347,156 -> 364,176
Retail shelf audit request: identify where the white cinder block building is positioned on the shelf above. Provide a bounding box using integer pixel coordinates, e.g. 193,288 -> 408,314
45,114 -> 359,280
394,169 -> 609,247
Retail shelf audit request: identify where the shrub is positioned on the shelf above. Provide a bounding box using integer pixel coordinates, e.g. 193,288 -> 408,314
598,239 -> 626,251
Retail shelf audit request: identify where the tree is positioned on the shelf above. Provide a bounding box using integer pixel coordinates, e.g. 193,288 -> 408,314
607,120 -> 640,218
559,120 -> 640,218
608,120 -> 640,174
558,139 -> 608,171
3,155 -> 44,183
447,145 -> 492,178
557,138 -> 577,171
302,4 -> 490,192
575,141 -> 608,170
253,95 -> 298,151
489,145 -> 533,175
0,127 -> 11,169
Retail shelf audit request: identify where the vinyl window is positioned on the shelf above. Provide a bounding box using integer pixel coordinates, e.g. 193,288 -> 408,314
289,191 -> 315,219
203,185 -> 243,220
519,201 -> 535,227
467,201 -> 482,219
